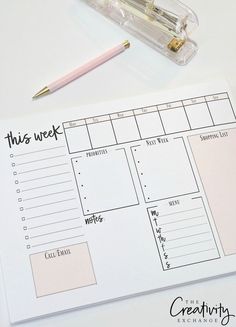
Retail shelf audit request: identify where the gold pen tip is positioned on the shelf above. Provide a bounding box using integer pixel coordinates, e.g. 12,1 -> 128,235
123,40 -> 130,49
32,86 -> 50,99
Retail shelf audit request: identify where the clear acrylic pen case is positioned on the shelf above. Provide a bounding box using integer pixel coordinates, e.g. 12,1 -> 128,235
84,0 -> 199,65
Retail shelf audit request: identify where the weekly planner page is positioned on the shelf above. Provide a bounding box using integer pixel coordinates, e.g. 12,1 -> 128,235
0,81 -> 236,323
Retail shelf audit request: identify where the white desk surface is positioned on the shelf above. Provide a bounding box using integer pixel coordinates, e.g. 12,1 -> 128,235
0,0 -> 235,326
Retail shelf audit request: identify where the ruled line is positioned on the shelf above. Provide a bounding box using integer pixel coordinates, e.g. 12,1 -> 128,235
31,235 -> 84,248
21,180 -> 72,192
161,215 -> 205,226
25,198 -> 76,210
158,207 -> 203,219
166,231 -> 210,242
166,239 -> 213,251
169,248 -> 216,260
15,155 -> 66,166
26,207 -> 79,220
20,172 -> 71,183
164,223 -> 208,233
13,146 -> 66,157
29,226 -> 83,239
23,189 -> 74,201
18,163 -> 69,174
28,217 -> 80,230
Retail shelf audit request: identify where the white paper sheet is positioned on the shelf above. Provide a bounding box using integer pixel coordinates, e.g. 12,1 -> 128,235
0,81 -> 236,323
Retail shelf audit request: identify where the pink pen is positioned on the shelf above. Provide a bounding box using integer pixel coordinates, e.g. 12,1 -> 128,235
33,40 -> 130,99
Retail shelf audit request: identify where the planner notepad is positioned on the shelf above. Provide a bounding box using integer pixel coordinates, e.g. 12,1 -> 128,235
0,81 -> 236,323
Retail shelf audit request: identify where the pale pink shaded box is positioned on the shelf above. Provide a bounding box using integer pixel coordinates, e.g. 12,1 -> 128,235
30,243 -> 96,297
